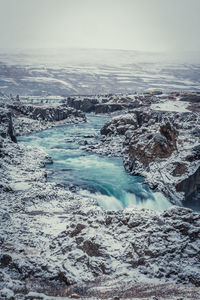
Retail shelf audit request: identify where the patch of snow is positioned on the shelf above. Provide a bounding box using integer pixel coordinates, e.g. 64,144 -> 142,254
151,100 -> 190,112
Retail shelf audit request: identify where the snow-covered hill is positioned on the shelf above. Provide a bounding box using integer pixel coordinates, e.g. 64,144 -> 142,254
0,48 -> 200,96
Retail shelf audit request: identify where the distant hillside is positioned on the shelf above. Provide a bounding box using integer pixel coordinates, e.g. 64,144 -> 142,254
0,48 -> 199,96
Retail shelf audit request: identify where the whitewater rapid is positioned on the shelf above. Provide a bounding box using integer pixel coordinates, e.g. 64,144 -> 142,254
18,114 -> 172,211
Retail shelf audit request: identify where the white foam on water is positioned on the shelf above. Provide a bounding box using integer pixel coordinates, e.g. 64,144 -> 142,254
79,189 -> 124,211
123,191 -> 171,211
79,188 -> 171,212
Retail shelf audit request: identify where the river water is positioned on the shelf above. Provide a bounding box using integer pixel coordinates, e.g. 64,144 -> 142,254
18,114 -> 172,211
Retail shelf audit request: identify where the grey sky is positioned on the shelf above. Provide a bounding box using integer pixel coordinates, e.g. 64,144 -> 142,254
0,0 -> 200,52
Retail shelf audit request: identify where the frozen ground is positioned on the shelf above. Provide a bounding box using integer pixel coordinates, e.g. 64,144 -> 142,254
150,98 -> 190,112
1,140 -> 200,299
0,99 -> 200,299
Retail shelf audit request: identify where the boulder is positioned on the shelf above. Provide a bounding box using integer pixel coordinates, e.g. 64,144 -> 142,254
101,114 -> 138,136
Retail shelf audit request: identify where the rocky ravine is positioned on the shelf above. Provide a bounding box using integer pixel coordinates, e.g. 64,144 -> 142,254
84,107 -> 200,206
0,102 -> 200,299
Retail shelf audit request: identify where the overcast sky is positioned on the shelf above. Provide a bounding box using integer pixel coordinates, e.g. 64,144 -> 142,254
0,0 -> 200,52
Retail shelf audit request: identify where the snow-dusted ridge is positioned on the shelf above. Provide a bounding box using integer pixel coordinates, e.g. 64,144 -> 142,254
0,49 -> 200,96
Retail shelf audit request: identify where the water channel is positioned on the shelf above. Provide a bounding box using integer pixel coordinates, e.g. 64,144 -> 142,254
18,114 -> 172,211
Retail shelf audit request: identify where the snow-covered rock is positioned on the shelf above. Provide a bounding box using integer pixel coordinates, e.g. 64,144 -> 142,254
9,102 -> 85,122
0,103 -> 200,299
91,107 -> 200,205
66,95 -> 142,114
0,100 -> 87,136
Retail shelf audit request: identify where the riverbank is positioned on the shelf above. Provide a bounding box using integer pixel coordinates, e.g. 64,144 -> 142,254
0,99 -> 200,299
0,99 -> 86,136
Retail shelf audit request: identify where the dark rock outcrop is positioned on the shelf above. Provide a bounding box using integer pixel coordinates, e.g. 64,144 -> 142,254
127,122 -> 178,168
92,107 -> 200,204
9,102 -> 85,122
66,97 -> 99,112
100,114 -> 137,136
186,145 -> 200,162
176,167 -> 200,200
66,96 -> 141,114
0,108 -> 17,143
172,162 -> 187,176
82,240 -> 102,257
95,103 -> 123,114
180,94 -> 200,103
123,110 -> 200,203
1,100 -> 87,136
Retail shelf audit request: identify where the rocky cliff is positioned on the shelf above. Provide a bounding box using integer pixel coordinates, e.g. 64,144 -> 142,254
2,100 -> 87,136
9,102 -> 85,122
66,95 -> 142,114
89,108 -> 200,205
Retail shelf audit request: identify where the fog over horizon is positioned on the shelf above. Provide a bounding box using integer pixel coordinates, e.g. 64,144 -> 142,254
0,0 -> 200,55
0,0 -> 199,95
